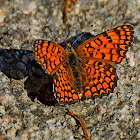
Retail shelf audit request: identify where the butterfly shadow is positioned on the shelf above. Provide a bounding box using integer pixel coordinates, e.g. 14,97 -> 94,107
0,32 -> 93,106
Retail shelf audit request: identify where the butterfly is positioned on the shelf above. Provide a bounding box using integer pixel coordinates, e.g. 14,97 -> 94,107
34,25 -> 134,103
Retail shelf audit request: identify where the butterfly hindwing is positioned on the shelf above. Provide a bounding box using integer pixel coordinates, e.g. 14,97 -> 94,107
79,60 -> 118,99
53,64 -> 80,103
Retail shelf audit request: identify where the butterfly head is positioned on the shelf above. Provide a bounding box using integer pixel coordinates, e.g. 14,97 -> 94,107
65,42 -> 73,50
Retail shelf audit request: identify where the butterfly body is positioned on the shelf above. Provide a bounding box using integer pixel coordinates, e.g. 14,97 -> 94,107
59,43 -> 82,100
34,25 -> 134,104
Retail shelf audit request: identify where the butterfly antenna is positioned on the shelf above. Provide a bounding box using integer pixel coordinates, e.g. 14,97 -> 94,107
71,32 -> 86,46
71,24 -> 94,46
66,28 -> 71,40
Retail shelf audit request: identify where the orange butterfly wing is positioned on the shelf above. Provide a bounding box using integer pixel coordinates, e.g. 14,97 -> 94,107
34,40 -> 66,75
79,60 -> 117,99
75,25 -> 134,64
75,25 -> 134,99
34,40 -> 79,103
53,64 -> 80,103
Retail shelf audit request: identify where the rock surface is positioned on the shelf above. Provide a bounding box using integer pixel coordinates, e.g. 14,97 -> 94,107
0,0 -> 140,140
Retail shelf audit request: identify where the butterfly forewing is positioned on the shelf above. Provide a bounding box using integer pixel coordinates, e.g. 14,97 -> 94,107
34,40 -> 66,75
75,25 -> 134,64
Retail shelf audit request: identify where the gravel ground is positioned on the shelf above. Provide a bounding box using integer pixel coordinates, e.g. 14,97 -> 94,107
0,0 -> 140,140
